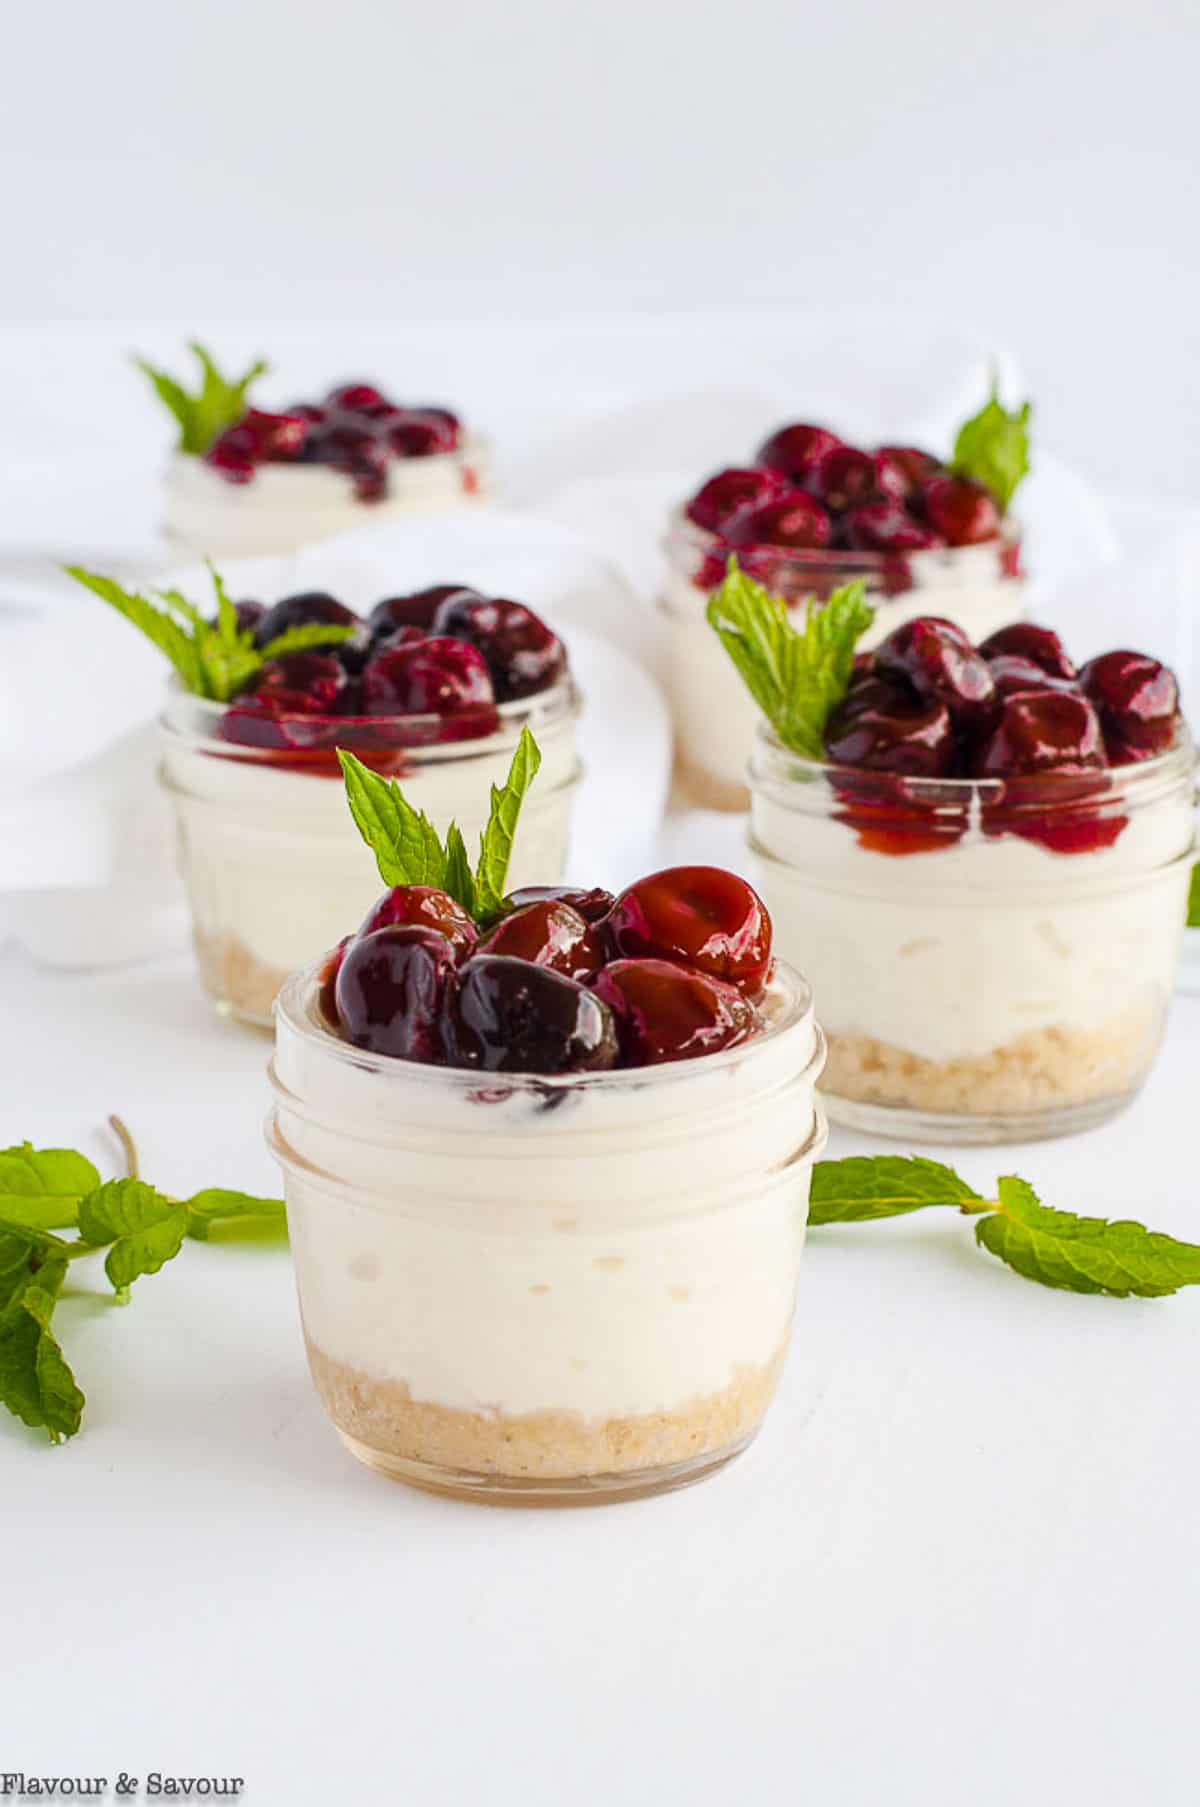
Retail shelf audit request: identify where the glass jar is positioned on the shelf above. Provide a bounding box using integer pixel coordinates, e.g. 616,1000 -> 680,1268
160,677 -> 581,1029
267,960 -> 827,1507
661,512 -> 1026,809
162,437 -> 492,559
747,726 -> 1196,1143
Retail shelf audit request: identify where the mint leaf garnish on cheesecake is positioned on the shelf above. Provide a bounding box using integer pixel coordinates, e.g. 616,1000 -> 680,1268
950,378 -> 1032,512
706,556 -> 875,759
63,563 -> 356,703
132,340 -> 268,454
338,726 -> 542,925
811,1155 -> 1200,1297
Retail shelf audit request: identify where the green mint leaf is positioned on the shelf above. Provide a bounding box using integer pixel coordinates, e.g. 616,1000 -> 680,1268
950,381 -> 1032,511
0,1245 -> 84,1442
337,750 -> 449,888
76,1180 -> 189,1293
975,1175 -> 1200,1298
195,623 -> 262,703
155,585 -> 206,627
133,343 -> 268,454
183,1189 -> 286,1243
474,726 -> 543,922
442,823 -> 478,917
809,1155 -> 982,1225
255,622 -> 357,661
1187,862 -> 1200,928
64,567 -> 206,694
0,1145 -> 101,1234
209,564 -> 244,648
706,558 -> 874,760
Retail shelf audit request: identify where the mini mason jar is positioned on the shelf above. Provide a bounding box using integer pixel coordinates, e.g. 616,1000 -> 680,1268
160,678 -> 581,1028
267,961 -> 827,1506
661,513 -> 1026,808
748,725 -> 1196,1144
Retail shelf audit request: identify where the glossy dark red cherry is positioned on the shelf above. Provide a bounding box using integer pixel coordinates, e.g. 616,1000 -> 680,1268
325,382 -> 390,412
970,689 -> 1106,777
804,444 -> 879,515
431,594 -> 565,701
723,493 -> 832,551
361,636 -> 495,716
591,959 -> 760,1065
243,650 -> 347,713
501,885 -> 616,924
874,445 -> 941,501
388,409 -> 460,456
873,616 -> 996,727
979,622 -> 1077,681
1079,651 -> 1179,760
252,591 -> 360,649
985,654 -> 1076,701
445,956 -> 618,1074
476,900 -> 605,980
302,424 -> 390,499
685,467 -> 790,534
318,936 -> 351,1025
358,886 -> 478,961
605,866 -> 772,996
756,423 -> 843,485
234,599 -> 265,634
205,423 -> 257,482
920,474 -> 1002,546
841,502 -> 941,553
824,681 -> 957,776
368,586 -> 481,638
335,925 -> 458,1062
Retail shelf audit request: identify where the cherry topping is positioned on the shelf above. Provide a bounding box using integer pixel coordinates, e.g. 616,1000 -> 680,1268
445,957 -> 618,1074
986,655 -> 1076,700
804,444 -> 879,515
723,493 -> 832,551
301,424 -> 390,500
243,650 -> 347,713
368,586 -> 480,638
387,409 -> 460,456
335,925 -> 457,1062
874,445 -> 941,501
252,591 -> 360,649
234,599 -> 265,634
873,616 -> 996,727
755,423 -> 843,485
501,885 -> 616,924
358,886 -> 478,962
325,382 -> 389,412
825,681 -> 956,777
1079,651 -> 1179,761
979,622 -> 1077,680
841,502 -> 941,553
685,467 -> 789,534
591,959 -> 760,1065
431,594 -> 566,701
477,900 -> 605,980
318,936 -> 351,1026
361,636 -> 495,717
605,866 -> 772,996
970,689 -> 1106,778
920,474 -> 1002,546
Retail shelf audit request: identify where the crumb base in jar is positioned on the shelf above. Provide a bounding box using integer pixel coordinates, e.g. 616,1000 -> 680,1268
307,1335 -> 786,1498
820,995 -> 1163,1139
194,928 -> 288,1028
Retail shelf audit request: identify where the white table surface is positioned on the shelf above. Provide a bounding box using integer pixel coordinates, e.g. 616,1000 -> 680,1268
5,943 -> 1197,1807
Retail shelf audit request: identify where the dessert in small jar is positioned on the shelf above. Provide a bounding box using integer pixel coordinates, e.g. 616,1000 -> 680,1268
662,386 -> 1030,807
66,567 -> 580,1027
268,749 -> 827,1505
134,344 -> 489,558
710,563 -> 1196,1142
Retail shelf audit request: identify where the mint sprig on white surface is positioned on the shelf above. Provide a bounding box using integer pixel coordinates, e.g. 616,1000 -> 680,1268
706,556 -> 875,759
811,1156 -> 1200,1297
133,340 -> 267,454
63,563 -> 355,703
0,1121 -> 285,1443
950,379 -> 1032,511
338,726 -> 542,924
1186,864 -> 1200,927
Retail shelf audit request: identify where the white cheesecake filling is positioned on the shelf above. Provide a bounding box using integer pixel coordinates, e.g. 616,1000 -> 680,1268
163,440 -> 489,558
750,769 -> 1194,1066
160,689 -> 579,975
269,966 -> 826,1420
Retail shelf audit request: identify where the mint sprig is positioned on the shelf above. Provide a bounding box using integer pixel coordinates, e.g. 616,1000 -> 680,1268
811,1155 -> 1200,1298
133,340 -> 267,454
0,1120 -> 286,1444
63,564 -> 355,703
339,725 -> 542,925
950,379 -> 1032,511
1186,862 -> 1200,927
706,557 -> 875,760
